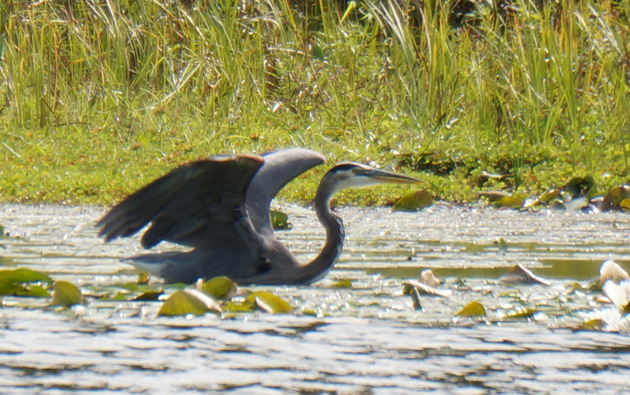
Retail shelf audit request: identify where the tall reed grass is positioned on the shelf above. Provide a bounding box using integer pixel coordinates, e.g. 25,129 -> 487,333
1,0 -> 630,203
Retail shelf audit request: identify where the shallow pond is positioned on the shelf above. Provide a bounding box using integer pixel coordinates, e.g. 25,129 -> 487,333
1,204 -> 630,394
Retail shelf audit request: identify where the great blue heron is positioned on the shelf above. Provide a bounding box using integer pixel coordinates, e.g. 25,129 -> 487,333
97,148 -> 419,285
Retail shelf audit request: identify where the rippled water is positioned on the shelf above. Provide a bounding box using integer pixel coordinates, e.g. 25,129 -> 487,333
1,204 -> 630,394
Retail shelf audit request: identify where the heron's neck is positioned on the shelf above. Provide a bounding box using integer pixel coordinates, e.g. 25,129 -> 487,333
295,183 -> 345,284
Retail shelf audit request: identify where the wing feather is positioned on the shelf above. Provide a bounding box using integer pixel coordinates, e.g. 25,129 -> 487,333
246,148 -> 325,236
97,155 -> 264,249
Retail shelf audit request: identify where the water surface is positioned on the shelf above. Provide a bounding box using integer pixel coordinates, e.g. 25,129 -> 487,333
1,204 -> 630,394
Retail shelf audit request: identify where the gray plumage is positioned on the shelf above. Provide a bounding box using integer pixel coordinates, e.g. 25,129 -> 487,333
97,148 -> 418,285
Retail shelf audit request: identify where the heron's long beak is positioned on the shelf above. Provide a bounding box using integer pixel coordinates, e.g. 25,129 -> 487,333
362,168 -> 420,184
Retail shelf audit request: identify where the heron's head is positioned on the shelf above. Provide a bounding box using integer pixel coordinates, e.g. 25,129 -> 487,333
323,162 -> 419,195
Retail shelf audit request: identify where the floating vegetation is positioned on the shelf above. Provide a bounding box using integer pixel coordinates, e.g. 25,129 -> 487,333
403,280 -> 452,298
270,210 -> 292,230
601,186 -> 630,212
131,290 -> 164,301
455,301 -> 487,318
331,279 -> 353,289
600,260 -> 630,285
222,291 -> 294,314
198,276 -> 238,300
246,291 -> 293,314
392,190 -> 433,212
419,269 -> 442,288
502,306 -> 540,320
477,175 -> 630,213
499,264 -> 551,286
1,255 -> 630,328
0,268 -> 52,297
599,260 -> 630,315
158,289 -> 222,317
0,267 -> 52,286
51,281 -> 83,307
0,265 -> 294,317
3,205 -> 630,333
602,281 -> 629,310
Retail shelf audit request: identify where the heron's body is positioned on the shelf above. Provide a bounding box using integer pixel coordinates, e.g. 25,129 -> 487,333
97,148 -> 417,285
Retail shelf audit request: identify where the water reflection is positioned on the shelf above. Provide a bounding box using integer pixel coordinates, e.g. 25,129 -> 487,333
1,204 -> 630,393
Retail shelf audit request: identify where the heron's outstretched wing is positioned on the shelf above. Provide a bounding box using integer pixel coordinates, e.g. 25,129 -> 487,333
246,148 -> 325,236
97,154 -> 264,249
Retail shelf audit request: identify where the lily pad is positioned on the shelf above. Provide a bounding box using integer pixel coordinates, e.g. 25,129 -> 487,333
222,300 -> 256,313
403,280 -> 452,297
477,191 -> 511,202
132,290 -> 163,301
331,279 -> 353,289
562,175 -> 595,199
51,281 -> 83,307
600,260 -> 630,285
524,189 -> 561,208
245,291 -> 293,314
504,307 -> 539,320
419,269 -> 441,287
158,289 -> 221,316
392,190 -> 433,212
602,281 -> 629,309
499,264 -> 551,285
137,272 -> 151,284
111,292 -> 129,301
0,281 -> 26,295
0,282 -> 28,296
271,210 -> 292,230
200,276 -> 237,299
21,285 -> 50,298
539,188 -> 561,203
455,301 -> 486,317
600,186 -> 630,211
301,308 -> 319,316
0,268 -> 52,284
581,318 -> 606,330
492,195 -> 524,209
119,282 -> 143,292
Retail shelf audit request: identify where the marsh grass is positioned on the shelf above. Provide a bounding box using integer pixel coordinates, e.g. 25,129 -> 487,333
1,0 -> 630,204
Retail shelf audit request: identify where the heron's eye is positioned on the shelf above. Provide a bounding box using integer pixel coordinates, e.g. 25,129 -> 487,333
352,168 -> 361,175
